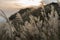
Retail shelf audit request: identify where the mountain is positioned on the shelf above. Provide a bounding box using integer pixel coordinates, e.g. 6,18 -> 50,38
8,2 -> 60,40
9,2 -> 60,24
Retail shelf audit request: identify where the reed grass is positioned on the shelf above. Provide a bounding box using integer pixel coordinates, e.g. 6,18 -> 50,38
0,1 -> 60,40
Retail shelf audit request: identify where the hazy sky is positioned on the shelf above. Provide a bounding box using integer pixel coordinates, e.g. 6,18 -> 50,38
0,0 -> 57,8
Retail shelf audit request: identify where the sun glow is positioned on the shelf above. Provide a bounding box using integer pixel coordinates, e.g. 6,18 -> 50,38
16,0 -> 42,7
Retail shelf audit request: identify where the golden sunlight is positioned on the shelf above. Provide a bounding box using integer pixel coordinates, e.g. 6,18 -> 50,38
15,0 -> 42,7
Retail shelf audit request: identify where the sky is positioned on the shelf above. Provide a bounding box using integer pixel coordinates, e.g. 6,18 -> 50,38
0,0 -> 57,8
0,0 -> 20,8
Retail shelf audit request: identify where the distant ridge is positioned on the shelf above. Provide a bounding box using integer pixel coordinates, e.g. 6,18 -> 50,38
9,2 -> 60,21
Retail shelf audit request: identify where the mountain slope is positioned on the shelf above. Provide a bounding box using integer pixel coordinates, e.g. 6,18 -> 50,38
9,2 -> 60,40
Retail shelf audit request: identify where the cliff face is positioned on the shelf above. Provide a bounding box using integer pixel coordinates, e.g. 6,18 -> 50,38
9,2 -> 60,40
